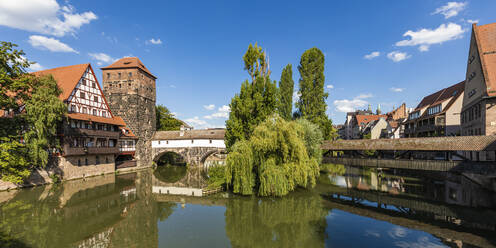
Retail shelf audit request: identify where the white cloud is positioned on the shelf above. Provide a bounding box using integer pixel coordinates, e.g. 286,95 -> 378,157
204,105 -> 230,119
28,35 -> 78,53
390,87 -> 404,92
364,51 -> 380,59
433,2 -> 467,19
185,116 -> 207,128
147,38 -> 162,45
466,19 -> 478,24
203,104 -> 215,110
88,52 -> 115,66
395,23 -> 465,51
0,0 -> 97,37
29,62 -> 44,71
334,98 -> 368,113
387,51 -> 411,62
418,45 -> 429,52
326,84 -> 334,89
19,55 -> 44,71
169,84 -> 176,88
356,93 -> 373,99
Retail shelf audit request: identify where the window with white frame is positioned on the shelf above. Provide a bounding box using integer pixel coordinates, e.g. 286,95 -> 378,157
427,104 -> 441,115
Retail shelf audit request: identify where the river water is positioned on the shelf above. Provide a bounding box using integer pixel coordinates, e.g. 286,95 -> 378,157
0,165 -> 495,248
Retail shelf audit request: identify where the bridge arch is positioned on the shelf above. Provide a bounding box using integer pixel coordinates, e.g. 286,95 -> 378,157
152,129 -> 227,167
154,150 -> 187,166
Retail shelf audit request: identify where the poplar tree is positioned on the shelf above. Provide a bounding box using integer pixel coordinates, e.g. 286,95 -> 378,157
278,64 -> 294,120
296,48 -> 335,139
225,43 -> 277,151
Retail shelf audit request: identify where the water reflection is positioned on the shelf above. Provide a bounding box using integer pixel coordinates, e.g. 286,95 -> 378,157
0,167 -> 495,248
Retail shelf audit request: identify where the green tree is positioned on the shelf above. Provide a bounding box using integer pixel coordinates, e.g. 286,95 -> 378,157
0,139 -> 30,184
23,75 -> 67,167
156,105 -> 183,131
225,43 -> 277,151
225,115 -> 320,196
296,47 -> 336,139
278,64 -> 294,120
0,41 -> 66,182
296,118 -> 323,164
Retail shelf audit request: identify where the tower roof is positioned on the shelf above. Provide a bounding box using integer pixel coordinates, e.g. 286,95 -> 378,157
472,22 -> 496,96
101,57 -> 156,79
32,63 -> 89,101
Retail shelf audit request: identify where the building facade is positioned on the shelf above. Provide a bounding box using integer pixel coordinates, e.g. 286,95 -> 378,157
32,64 -> 133,179
403,81 -> 465,137
461,23 -> 496,136
101,57 -> 157,167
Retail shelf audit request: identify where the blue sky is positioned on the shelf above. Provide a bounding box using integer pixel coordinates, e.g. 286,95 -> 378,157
1,1 -> 495,127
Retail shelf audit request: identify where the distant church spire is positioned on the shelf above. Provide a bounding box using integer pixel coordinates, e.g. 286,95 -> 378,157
367,104 -> 372,112
376,104 -> 382,115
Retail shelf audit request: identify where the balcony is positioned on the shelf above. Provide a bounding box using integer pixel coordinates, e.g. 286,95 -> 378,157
65,128 -> 120,139
64,146 -> 119,156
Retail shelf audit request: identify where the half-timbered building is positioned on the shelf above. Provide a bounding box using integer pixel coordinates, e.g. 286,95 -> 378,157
33,63 -> 134,179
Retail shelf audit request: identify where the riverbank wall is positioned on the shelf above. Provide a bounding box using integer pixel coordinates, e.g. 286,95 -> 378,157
0,157 -> 150,191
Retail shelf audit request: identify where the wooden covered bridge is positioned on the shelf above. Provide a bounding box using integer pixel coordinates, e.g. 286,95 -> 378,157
321,136 -> 496,172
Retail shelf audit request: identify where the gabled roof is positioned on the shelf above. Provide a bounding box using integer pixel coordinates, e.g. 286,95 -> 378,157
32,64 -> 89,101
101,57 -> 156,79
355,114 -> 387,126
472,23 -> 496,97
415,81 -> 465,111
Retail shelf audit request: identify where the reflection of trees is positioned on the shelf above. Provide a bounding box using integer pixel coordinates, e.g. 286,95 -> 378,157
153,165 -> 187,183
0,172 -> 157,248
157,202 -> 177,221
225,191 -> 327,248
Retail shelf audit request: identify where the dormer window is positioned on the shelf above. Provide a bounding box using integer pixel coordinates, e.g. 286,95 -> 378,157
427,104 -> 441,115
409,111 -> 420,120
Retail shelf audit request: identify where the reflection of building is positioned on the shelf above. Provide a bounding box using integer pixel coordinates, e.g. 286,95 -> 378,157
404,81 -> 465,137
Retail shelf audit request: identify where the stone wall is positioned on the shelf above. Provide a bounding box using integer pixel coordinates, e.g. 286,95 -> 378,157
0,154 -> 115,191
58,155 -> 115,180
102,67 -> 156,168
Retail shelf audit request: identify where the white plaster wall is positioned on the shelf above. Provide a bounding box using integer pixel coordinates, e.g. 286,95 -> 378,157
152,186 -> 203,197
151,139 -> 225,148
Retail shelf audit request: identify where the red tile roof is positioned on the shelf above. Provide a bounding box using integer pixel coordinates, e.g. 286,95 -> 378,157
31,64 -> 89,101
67,113 -> 126,126
355,114 -> 387,126
415,81 -> 465,111
473,23 -> 496,97
121,126 -> 138,139
101,57 -> 156,79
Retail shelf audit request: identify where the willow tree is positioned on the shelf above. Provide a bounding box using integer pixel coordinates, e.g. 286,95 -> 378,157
225,115 -> 320,196
296,47 -> 336,139
278,64 -> 294,120
225,43 -> 277,151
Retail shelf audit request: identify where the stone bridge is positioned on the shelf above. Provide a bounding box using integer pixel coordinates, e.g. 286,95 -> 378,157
151,129 -> 226,167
